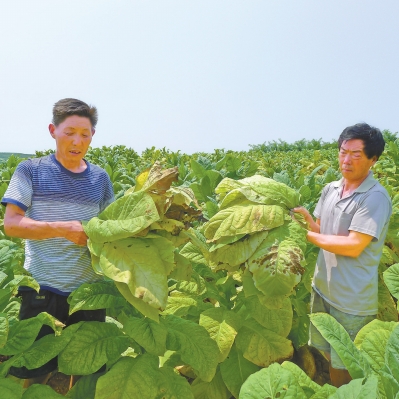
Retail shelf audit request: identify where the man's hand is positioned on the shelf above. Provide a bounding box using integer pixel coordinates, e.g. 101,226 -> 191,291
62,221 -> 88,246
292,207 -> 320,233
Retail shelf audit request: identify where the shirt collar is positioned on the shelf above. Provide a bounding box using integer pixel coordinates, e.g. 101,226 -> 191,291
332,171 -> 377,193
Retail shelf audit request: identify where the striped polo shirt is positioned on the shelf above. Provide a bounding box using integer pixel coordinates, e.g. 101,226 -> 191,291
1,154 -> 114,295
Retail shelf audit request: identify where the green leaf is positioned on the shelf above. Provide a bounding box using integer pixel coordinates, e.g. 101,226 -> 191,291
12,325 -> 80,370
58,321 -> 129,375
281,361 -> 321,395
179,242 -> 208,266
68,282 -> 126,314
328,375 -> 379,399
384,263 -> 399,300
0,313 -> 9,348
162,295 -> 198,317
378,275 -> 398,322
0,312 -> 59,355
162,314 -> 219,382
115,281 -> 160,322
216,175 -> 300,210
239,362 -> 307,399
99,237 -> 175,310
209,234 -> 247,251
4,275 -> 39,293
180,228 -> 210,266
299,185 -> 312,201
122,316 -> 167,356
220,343 -> 260,399
204,204 -> 285,242
209,231 -> 269,269
169,252 -> 192,281
385,324 -> 399,384
245,295 -> 292,337
309,313 -> 370,379
308,383 -> 337,398
249,218 -> 308,257
205,200 -> 219,220
22,384 -> 66,398
190,159 -> 207,179
289,296 -> 310,349
84,191 -> 160,243
379,368 -> 399,399
191,368 -> 231,399
199,308 -> 241,362
354,319 -> 398,372
95,355 -> 193,399
3,299 -> 21,326
248,239 -> 304,299
235,318 -> 293,367
66,373 -> 102,399
0,378 -> 24,399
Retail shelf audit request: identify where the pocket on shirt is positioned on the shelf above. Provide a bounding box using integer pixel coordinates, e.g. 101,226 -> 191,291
334,212 -> 353,236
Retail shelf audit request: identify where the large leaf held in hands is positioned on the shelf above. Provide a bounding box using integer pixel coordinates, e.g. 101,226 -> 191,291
204,204 -> 285,242
99,236 -> 175,310
208,231 -> 269,269
84,191 -> 160,243
216,175 -> 300,210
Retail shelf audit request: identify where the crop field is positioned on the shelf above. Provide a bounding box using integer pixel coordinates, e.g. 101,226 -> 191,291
1,134 -> 399,398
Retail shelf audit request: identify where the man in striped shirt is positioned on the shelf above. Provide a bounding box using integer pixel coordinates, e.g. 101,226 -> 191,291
1,98 -> 114,387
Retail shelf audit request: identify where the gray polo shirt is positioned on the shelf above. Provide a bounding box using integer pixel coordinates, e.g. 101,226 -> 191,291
313,171 -> 392,316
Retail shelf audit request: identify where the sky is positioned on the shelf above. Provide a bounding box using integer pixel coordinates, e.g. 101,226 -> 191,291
1,1 -> 399,155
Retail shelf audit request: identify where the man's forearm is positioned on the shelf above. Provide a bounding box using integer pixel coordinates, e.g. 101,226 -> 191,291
5,215 -> 73,240
306,218 -> 320,234
307,231 -> 372,257
4,211 -> 88,246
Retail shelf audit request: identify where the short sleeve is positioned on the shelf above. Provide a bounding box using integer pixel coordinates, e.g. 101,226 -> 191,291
313,183 -> 332,219
1,161 -> 33,211
349,192 -> 392,240
99,173 -> 114,213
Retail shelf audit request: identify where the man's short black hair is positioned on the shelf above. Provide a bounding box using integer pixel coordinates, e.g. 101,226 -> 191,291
338,123 -> 385,160
52,98 -> 98,128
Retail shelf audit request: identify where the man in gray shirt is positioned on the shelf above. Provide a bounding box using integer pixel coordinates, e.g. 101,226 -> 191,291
294,123 -> 392,387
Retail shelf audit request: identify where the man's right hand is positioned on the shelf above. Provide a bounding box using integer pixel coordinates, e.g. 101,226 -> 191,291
62,221 -> 88,246
291,206 -> 321,233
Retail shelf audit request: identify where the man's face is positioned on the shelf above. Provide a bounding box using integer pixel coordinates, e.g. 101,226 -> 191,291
338,139 -> 377,183
49,115 -> 94,165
